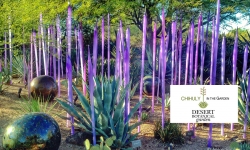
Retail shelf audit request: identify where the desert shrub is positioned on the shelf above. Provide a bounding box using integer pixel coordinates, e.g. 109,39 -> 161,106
153,120 -> 185,145
17,95 -> 61,118
141,112 -> 149,122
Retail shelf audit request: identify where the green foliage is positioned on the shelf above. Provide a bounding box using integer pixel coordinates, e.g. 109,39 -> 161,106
96,56 -> 116,77
237,71 -> 250,126
17,95 -> 60,117
141,112 -> 149,122
0,71 -> 7,94
157,93 -> 170,108
145,47 -> 172,82
1,68 -> 12,84
230,141 -> 250,150
72,67 -> 82,87
84,136 -> 116,150
57,77 -> 143,149
153,120 -> 184,145
12,55 -> 26,78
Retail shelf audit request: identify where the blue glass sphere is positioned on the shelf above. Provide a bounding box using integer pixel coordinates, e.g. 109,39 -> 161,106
2,113 -> 61,150
143,75 -> 160,95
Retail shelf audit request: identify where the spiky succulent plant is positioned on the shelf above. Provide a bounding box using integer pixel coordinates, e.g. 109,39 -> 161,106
57,77 -> 142,149
238,71 -> 250,126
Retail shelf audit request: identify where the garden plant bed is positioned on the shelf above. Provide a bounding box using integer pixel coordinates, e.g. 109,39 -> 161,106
0,78 -> 247,150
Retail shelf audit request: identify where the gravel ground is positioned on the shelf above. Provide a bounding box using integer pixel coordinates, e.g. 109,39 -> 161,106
0,79 -> 248,150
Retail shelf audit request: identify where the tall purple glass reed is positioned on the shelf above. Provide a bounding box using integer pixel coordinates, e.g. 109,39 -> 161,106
79,25 -> 86,95
101,16 -> 105,77
200,24 -> 204,85
161,8 -> 166,129
33,31 -> 39,77
30,33 -> 33,80
209,17 -> 215,85
23,29 -> 26,83
124,27 -> 130,122
67,5 -> 72,58
119,20 -> 124,86
52,26 -> 56,80
178,19 -> 182,85
93,25 -> 98,77
66,55 -> 74,135
4,32 -> 7,70
242,45 -> 248,79
48,27 -> 52,76
75,27 -> 79,75
138,13 -> 147,132
9,22 -> 12,84
38,25 -> 41,76
56,16 -> 61,97
115,30 -> 121,79
108,14 -> 110,79
194,14 -> 202,84
152,21 -> 157,113
88,49 -> 96,145
40,14 -> 48,75
185,28 -> 191,86
171,21 -> 176,85
189,21 -> 194,85
231,29 -> 238,131
221,36 -> 226,136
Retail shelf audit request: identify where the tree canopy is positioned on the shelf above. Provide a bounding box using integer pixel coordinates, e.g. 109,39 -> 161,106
0,0 -> 249,48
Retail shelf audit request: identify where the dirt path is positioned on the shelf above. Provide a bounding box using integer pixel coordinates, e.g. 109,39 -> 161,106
0,78 -> 247,150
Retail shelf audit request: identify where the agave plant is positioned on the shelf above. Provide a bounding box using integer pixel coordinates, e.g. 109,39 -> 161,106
238,71 -> 250,126
57,77 -> 143,149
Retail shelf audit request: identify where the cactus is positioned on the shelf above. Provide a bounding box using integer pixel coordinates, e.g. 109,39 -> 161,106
84,136 -> 116,150
57,76 -> 143,149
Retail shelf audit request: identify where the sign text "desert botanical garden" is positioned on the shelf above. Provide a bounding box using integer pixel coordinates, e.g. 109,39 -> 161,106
170,85 -> 238,123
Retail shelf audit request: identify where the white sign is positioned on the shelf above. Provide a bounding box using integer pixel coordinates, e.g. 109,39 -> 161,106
170,85 -> 238,123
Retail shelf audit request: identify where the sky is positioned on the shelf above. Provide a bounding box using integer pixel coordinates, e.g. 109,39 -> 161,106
220,13 -> 250,34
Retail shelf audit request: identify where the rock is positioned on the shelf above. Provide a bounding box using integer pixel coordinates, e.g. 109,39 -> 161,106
30,75 -> 58,101
187,141 -> 192,145
2,113 -> 61,150
228,136 -> 238,142
65,131 -> 96,146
